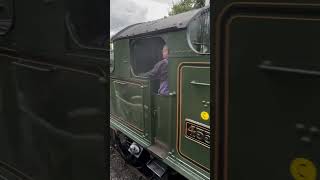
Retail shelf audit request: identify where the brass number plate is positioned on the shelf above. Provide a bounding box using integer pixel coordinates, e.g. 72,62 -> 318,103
185,119 -> 210,148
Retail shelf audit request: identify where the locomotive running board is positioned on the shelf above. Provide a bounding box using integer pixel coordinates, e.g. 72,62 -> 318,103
147,139 -> 169,159
146,159 -> 168,178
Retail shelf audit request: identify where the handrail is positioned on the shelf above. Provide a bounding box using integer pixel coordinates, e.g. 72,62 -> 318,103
259,64 -> 320,76
190,80 -> 210,86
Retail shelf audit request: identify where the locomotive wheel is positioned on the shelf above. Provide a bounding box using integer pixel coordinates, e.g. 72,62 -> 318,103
112,131 -> 142,167
111,130 -> 185,180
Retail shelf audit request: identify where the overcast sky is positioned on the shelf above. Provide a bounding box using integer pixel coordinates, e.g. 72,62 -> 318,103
110,0 -> 179,37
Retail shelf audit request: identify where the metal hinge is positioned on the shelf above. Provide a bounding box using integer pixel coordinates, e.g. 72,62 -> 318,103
152,109 -> 157,119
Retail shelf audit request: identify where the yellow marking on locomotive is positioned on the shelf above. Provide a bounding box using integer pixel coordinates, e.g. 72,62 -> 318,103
200,111 -> 209,121
290,158 -> 317,180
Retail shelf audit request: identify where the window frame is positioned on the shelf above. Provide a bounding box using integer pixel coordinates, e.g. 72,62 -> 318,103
186,8 -> 210,55
129,36 -> 166,78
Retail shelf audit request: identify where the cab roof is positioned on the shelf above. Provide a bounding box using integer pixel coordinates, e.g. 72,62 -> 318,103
111,6 -> 209,41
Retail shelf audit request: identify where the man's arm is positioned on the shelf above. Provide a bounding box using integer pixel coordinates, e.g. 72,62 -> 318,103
139,61 -> 163,79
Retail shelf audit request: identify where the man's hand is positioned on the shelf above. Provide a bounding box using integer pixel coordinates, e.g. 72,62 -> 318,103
138,73 -> 149,78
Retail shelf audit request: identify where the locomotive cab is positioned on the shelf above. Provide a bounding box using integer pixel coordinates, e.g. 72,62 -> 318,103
110,6 -> 210,180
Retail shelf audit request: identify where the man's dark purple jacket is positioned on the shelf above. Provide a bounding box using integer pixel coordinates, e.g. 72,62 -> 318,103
140,59 -> 169,95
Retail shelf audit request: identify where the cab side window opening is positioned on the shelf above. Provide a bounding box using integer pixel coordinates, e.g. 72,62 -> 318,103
130,37 -> 166,75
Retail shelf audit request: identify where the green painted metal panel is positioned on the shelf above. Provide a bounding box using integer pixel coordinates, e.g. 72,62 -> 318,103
110,78 -> 152,141
154,95 -> 171,147
178,65 -> 210,171
166,31 -> 195,58
164,155 -> 210,180
111,79 -> 144,131
113,39 -> 131,78
110,117 -> 151,147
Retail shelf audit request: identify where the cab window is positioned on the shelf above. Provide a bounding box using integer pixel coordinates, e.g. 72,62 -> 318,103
130,37 -> 165,75
187,8 -> 210,54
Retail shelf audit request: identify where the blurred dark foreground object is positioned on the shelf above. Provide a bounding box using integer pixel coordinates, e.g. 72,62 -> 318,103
0,0 -> 108,179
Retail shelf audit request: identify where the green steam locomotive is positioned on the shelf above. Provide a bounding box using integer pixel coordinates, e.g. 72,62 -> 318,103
110,6 -> 210,180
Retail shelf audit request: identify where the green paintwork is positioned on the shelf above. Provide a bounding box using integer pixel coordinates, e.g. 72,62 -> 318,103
110,77 -> 152,143
110,14 -> 210,180
113,39 -> 131,79
154,95 -> 171,146
179,65 -> 210,170
112,79 -> 145,131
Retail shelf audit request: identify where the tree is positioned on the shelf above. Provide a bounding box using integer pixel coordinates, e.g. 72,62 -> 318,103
169,0 -> 205,16
194,0 -> 205,8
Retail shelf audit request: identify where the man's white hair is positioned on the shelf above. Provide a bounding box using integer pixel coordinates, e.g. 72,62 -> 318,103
163,45 -> 169,50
